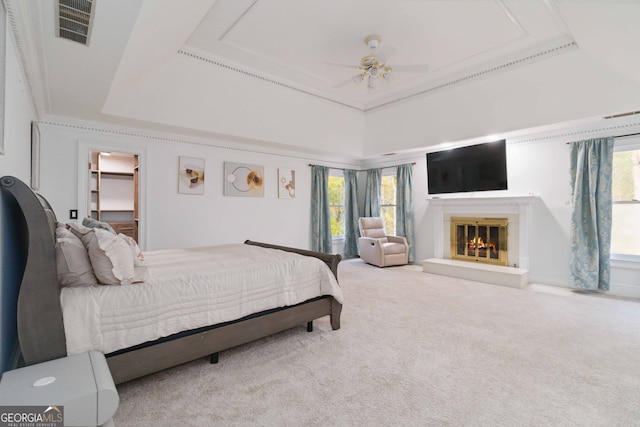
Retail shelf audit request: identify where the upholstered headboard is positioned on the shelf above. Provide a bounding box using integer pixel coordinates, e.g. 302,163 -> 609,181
0,176 -> 66,366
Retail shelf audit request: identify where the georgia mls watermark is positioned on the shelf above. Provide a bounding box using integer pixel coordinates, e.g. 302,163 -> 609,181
0,406 -> 63,427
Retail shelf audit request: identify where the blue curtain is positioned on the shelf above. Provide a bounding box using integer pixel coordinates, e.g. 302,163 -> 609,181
396,164 -> 415,263
311,165 -> 332,253
569,137 -> 614,290
343,169 -> 360,258
364,168 -> 382,217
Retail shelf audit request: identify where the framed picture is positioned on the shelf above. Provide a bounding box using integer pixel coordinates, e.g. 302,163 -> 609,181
178,156 -> 205,195
30,122 -> 40,190
224,162 -> 264,197
278,168 -> 295,199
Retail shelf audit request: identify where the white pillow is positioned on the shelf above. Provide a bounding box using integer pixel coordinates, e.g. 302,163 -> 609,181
132,265 -> 150,283
118,233 -> 146,267
69,224 -> 135,285
55,225 -> 97,287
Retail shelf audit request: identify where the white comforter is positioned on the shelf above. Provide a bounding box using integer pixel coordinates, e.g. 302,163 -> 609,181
60,244 -> 343,355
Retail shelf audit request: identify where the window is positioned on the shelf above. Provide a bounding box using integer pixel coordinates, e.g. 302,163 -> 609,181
328,172 -> 345,237
611,146 -> 640,257
380,171 -> 396,234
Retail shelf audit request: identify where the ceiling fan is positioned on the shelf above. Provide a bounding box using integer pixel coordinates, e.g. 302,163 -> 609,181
329,35 -> 429,90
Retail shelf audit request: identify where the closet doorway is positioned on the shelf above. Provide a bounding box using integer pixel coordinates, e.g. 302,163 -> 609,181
89,151 -> 139,241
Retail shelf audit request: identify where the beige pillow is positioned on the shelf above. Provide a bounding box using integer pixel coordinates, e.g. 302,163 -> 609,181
55,225 -> 97,287
68,224 -> 135,285
66,221 -> 93,236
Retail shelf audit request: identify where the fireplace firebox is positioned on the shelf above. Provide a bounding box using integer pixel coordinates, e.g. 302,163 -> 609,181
450,217 -> 508,266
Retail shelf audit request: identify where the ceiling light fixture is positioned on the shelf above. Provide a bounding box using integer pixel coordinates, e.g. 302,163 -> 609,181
333,36 -> 395,91
356,36 -> 394,91
329,35 -> 427,91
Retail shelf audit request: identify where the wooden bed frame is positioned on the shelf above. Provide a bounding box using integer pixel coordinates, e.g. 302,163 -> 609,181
1,175 -> 342,384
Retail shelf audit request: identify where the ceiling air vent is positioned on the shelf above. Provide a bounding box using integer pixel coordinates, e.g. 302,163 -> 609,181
57,0 -> 94,46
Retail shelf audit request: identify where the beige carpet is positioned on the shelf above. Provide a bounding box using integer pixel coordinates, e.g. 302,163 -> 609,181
113,260 -> 640,426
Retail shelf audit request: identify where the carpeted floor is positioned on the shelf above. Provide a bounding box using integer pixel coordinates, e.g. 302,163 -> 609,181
113,259 -> 640,426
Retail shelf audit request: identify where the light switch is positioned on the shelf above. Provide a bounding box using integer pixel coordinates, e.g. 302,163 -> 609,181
69,210 -> 78,220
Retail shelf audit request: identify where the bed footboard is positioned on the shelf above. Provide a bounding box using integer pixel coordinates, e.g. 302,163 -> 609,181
107,296 -> 340,384
244,239 -> 342,281
244,239 -> 343,330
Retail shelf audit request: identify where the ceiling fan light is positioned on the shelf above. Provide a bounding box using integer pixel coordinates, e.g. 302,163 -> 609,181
352,74 -> 364,85
368,76 -> 379,89
383,71 -> 393,81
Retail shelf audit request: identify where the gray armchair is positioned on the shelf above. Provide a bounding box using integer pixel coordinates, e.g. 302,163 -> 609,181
358,217 -> 409,267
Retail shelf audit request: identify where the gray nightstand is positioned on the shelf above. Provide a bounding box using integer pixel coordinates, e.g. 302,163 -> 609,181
0,351 -> 119,427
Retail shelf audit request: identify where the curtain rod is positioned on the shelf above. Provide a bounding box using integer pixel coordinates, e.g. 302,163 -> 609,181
308,162 -> 416,168
565,132 -> 640,144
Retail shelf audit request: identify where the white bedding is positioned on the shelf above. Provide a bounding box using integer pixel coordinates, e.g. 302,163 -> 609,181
60,244 -> 343,355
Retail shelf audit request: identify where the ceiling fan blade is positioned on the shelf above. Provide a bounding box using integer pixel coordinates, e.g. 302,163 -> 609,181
333,75 -> 359,88
389,64 -> 430,73
325,61 -> 357,70
376,44 -> 397,65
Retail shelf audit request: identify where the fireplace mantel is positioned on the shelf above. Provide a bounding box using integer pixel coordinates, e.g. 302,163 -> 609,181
426,195 -> 538,206
427,195 -> 539,270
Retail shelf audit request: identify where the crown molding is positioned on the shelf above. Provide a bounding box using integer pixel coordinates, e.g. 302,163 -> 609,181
4,0 -> 51,119
38,111 -> 640,173
178,46 -> 365,112
509,113 -> 640,145
38,116 -> 363,168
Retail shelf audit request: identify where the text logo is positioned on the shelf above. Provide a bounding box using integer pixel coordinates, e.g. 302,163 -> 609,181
0,405 -> 63,427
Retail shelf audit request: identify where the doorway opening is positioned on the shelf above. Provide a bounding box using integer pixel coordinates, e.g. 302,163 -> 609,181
89,151 -> 139,241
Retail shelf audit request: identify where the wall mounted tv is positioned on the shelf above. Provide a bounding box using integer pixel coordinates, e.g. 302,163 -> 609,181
427,140 -> 508,195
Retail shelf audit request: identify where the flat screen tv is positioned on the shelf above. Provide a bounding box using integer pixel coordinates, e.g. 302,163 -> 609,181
427,140 -> 508,195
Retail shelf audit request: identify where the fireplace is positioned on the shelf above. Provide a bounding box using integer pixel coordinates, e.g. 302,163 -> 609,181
450,217 -> 508,266
424,196 -> 536,287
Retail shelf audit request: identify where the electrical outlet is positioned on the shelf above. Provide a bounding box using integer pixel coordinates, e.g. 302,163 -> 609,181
69,209 -> 78,220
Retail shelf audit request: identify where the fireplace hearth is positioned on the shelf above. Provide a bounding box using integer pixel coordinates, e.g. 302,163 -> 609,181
450,217 -> 508,266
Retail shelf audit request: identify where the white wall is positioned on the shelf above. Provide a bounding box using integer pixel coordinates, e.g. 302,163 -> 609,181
37,122 -> 360,252
506,140 -> 573,286
364,51 -> 640,157
0,28 -> 33,180
103,53 -> 368,158
29,113 -> 640,303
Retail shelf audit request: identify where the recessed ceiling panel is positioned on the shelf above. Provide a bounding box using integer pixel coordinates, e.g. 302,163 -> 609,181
183,0 -> 577,109
393,0 -> 526,70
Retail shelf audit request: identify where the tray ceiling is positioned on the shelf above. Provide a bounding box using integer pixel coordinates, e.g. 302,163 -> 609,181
183,0 -> 576,110
6,0 -> 640,157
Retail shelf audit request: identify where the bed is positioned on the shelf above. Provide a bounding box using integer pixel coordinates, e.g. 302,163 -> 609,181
0,175 -> 343,384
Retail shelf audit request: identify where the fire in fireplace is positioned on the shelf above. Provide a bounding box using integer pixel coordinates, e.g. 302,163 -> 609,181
450,217 -> 508,266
